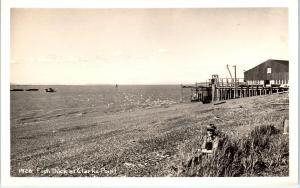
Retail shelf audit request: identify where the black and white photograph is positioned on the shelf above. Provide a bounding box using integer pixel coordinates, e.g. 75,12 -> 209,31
1,1 -> 299,186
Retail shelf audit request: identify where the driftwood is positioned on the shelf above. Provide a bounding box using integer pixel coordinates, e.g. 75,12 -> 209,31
213,101 -> 226,105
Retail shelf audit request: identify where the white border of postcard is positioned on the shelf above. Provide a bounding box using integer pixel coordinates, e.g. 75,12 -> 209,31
1,0 -> 298,187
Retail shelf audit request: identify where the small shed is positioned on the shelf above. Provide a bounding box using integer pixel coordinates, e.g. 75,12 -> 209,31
244,59 -> 289,86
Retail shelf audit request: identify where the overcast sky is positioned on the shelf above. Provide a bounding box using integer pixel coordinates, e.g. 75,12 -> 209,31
11,8 -> 288,85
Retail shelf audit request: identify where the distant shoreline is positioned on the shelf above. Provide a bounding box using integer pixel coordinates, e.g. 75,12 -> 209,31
10,84 -> 184,86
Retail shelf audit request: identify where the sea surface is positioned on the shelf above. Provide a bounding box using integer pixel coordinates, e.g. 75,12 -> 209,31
10,85 -> 191,126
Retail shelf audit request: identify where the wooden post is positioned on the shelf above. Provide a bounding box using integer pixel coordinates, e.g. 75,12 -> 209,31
256,85 -> 258,96
226,89 -> 228,100
233,65 -> 237,98
249,86 -> 250,97
283,119 -> 289,134
212,84 -> 216,102
248,86 -> 250,97
202,88 -> 204,102
222,88 -> 224,100
240,87 -> 242,98
220,88 -> 222,100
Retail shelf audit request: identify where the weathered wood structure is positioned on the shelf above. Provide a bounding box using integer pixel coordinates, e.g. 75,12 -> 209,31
244,59 -> 289,86
182,82 -> 212,103
182,59 -> 289,103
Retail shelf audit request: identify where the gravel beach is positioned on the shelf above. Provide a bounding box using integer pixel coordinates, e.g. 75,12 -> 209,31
11,93 -> 289,177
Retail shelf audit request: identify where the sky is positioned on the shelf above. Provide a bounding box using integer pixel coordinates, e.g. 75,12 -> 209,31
10,8 -> 288,85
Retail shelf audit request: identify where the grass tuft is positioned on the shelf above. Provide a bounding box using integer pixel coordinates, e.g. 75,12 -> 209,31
176,125 -> 288,177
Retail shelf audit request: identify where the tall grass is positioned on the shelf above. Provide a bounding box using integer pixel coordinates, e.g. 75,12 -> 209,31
176,125 -> 289,177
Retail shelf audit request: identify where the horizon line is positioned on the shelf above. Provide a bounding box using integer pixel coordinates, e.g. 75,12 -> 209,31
10,83 -> 190,86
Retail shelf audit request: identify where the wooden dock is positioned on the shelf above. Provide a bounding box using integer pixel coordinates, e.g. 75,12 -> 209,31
213,84 -> 288,101
182,77 -> 289,103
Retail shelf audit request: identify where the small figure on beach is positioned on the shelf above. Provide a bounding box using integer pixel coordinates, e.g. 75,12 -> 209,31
45,88 -> 56,92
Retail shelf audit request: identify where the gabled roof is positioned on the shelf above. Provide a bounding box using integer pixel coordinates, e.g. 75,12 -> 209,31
245,59 -> 288,73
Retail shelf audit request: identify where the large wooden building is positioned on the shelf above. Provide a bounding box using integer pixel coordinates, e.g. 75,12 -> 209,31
182,59 -> 289,103
244,59 -> 289,86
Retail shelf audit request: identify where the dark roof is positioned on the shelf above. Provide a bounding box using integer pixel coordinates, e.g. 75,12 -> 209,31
245,59 -> 288,73
244,59 -> 289,81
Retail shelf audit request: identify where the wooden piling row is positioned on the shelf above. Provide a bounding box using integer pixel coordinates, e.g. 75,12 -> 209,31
214,85 -> 288,101
182,82 -> 289,103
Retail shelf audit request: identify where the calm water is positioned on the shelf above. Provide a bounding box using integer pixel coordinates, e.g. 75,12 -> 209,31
11,85 -> 191,126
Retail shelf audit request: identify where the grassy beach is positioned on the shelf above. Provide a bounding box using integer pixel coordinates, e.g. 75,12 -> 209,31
11,93 -> 289,177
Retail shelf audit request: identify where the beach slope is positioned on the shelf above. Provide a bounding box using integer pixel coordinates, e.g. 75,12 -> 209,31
11,93 -> 289,177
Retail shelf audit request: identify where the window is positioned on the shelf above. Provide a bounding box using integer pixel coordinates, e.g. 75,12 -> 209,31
267,67 -> 272,74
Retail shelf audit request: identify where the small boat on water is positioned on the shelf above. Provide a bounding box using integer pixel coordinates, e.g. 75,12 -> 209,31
26,89 -> 39,91
10,89 -> 24,91
45,88 -> 56,92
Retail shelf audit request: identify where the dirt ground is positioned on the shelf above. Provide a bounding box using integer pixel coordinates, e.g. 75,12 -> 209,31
11,93 -> 289,177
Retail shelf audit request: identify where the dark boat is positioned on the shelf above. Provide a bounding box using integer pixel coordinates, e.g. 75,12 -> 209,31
10,89 -> 24,91
45,88 -> 56,92
26,89 -> 39,91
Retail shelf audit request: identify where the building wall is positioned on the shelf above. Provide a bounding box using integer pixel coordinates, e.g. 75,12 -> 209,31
247,80 -> 264,85
244,59 -> 289,81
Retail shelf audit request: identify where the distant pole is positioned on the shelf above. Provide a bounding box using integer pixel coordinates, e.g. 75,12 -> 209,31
233,65 -> 237,98
180,84 -> 183,102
